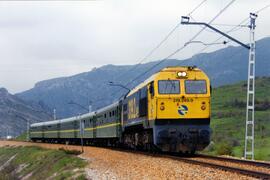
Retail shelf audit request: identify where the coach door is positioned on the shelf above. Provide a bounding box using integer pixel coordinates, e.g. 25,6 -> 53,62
117,105 -> 122,137
73,121 -> 77,138
80,120 -> 85,138
93,116 -> 97,138
57,123 -> 60,139
42,125 -> 45,139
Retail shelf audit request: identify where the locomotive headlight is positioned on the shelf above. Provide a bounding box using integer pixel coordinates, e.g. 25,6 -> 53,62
182,71 -> 187,76
177,72 -> 182,77
177,71 -> 187,77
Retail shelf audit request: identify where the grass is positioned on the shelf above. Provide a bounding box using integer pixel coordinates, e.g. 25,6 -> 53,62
204,77 -> 270,160
15,132 -> 28,141
0,146 -> 88,179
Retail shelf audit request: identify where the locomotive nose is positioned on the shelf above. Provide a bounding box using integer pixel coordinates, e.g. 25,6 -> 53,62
155,124 -> 210,153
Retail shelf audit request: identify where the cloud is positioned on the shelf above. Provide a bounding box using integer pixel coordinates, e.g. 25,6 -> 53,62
0,0 -> 269,93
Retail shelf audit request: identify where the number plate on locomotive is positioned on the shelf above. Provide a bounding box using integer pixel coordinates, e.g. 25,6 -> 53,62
173,98 -> 194,103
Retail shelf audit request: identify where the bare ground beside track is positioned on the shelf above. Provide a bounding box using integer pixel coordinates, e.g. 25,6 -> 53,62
0,140 -> 257,180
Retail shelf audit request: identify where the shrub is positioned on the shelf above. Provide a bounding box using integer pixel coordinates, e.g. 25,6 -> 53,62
231,138 -> 240,147
255,99 -> 270,111
224,98 -> 270,111
224,99 -> 246,108
215,142 -> 233,156
204,141 -> 215,152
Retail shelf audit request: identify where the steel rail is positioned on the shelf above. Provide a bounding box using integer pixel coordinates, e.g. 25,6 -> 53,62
197,154 -> 270,168
168,156 -> 270,179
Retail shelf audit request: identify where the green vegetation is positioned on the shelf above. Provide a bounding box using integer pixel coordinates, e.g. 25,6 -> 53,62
205,77 -> 270,160
0,146 -> 87,180
15,132 -> 28,141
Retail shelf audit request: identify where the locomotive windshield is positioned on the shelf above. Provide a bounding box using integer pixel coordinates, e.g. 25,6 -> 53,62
158,80 -> 180,94
185,80 -> 207,94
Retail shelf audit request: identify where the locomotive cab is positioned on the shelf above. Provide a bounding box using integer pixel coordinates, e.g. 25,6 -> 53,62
148,67 -> 211,153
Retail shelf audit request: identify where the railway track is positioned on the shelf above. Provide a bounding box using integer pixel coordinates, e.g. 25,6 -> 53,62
111,148 -> 270,179
4,140 -> 270,179
197,154 -> 270,168
168,154 -> 270,179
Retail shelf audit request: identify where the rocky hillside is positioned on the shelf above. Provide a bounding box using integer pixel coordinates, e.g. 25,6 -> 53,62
0,88 -> 51,138
17,37 -> 270,118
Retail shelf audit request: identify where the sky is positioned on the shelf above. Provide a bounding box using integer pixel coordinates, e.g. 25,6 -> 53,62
0,0 -> 270,93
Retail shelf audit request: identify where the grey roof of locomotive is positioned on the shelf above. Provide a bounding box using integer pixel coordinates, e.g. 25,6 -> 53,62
30,101 -> 119,128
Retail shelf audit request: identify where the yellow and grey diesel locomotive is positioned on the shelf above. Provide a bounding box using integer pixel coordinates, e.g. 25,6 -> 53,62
30,66 -> 211,153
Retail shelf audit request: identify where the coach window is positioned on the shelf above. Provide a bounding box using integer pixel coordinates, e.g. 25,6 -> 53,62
112,110 -> 115,116
109,112 -> 112,117
104,113 -> 106,118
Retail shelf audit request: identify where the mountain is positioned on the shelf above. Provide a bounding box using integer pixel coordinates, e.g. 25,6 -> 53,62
0,88 -> 52,138
17,37 -> 270,118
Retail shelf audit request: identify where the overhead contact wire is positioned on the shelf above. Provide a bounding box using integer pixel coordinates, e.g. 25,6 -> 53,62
110,0 -> 208,98
112,0 -> 208,83
124,0 -> 236,92
196,2 -> 270,56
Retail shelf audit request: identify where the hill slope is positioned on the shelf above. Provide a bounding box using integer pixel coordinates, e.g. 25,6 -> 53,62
0,146 -> 86,179
17,37 -> 270,118
208,77 -> 270,160
0,88 -> 51,138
